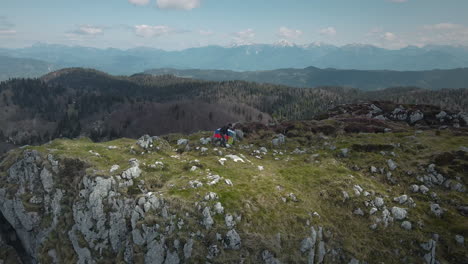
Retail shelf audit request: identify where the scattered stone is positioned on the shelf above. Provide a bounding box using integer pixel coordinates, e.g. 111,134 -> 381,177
204,192 -> 218,201
200,137 -> 211,145
218,158 -> 227,165
202,207 -> 214,229
370,166 -> 378,173
262,250 -> 282,264
225,179 -> 233,186
188,180 -> 203,188
353,208 -> 364,216
430,204 -> 444,217
374,197 -> 385,208
391,207 -> 407,220
340,148 -> 349,157
420,185 -> 430,194
410,185 -> 419,193
401,221 -> 412,230
258,166 -> 264,171
455,235 -> 464,245
225,154 -> 245,163
207,174 -> 221,185
369,207 -> 378,215
121,159 -> 142,179
109,165 -> 120,173
224,229 -> 241,250
342,191 -> 349,202
136,135 -> 153,149
387,159 -> 397,171
353,185 -> 363,196
409,110 -> 424,124
272,134 -> 286,147
177,139 -> 189,145
394,195 -> 408,204
225,214 -> 235,229
214,202 -> 224,214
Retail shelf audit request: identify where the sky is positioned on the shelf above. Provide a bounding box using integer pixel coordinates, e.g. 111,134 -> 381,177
1,0 -> 468,50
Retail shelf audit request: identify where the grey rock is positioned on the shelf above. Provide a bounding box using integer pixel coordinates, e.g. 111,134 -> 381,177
224,229 -> 241,250
272,134 -> 286,146
420,238 -> 437,264
164,251 -> 179,264
430,204 -> 444,217
183,239 -> 193,259
110,165 -> 120,173
387,159 -> 397,171
317,241 -> 326,264
436,111 -> 447,120
137,135 -> 153,149
342,191 -> 349,202
369,207 -> 378,215
394,195 -> 408,204
455,235 -> 464,245
145,239 -> 165,264
235,129 -> 244,140
401,221 -> 412,230
199,137 -> 211,145
40,167 -> 54,193
370,166 -> 378,173
225,214 -> 235,229
391,207 -> 407,220
420,185 -> 430,194
353,208 -> 364,216
177,139 -> 189,145
340,148 -> 349,157
122,159 -> 142,179
214,202 -> 224,214
204,192 -> 218,201
300,237 -> 314,253
374,197 -> 385,208
262,250 -> 282,264
409,110 -> 424,124
410,185 -> 419,193
202,207 -> 214,229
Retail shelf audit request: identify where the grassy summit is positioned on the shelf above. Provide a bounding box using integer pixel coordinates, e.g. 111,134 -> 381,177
7,125 -> 465,263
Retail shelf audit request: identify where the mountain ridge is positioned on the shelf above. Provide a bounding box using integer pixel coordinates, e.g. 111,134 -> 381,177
1,43 -> 468,76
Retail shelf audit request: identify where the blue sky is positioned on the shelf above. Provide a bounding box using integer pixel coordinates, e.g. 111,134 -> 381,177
1,0 -> 468,50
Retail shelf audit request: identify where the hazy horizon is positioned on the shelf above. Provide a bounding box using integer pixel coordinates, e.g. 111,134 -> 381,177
1,0 -> 468,50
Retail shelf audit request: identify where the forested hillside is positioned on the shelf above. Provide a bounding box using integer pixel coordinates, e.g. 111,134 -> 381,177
1,68 -> 467,152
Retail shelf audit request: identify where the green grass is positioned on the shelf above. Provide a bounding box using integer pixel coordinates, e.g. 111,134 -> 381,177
4,127 -> 466,263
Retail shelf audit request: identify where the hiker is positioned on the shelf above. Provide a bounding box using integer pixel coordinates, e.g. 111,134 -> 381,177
219,123 -> 232,147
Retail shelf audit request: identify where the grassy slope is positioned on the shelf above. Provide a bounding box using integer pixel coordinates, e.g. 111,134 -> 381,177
21,128 -> 468,263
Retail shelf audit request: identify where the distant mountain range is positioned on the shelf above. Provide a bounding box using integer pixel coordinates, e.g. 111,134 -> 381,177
1,43 -> 468,77
144,67 -> 468,90
0,56 -> 55,81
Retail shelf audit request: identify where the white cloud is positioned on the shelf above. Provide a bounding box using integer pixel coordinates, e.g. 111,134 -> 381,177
416,22 -> 468,46
232,28 -> 255,45
135,25 -> 174,37
72,25 -> 103,35
128,0 -> 150,6
156,0 -> 200,10
382,32 -> 396,41
278,26 -> 302,39
319,27 -> 337,37
424,23 -> 463,30
198,30 -> 214,36
0,29 -> 16,36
